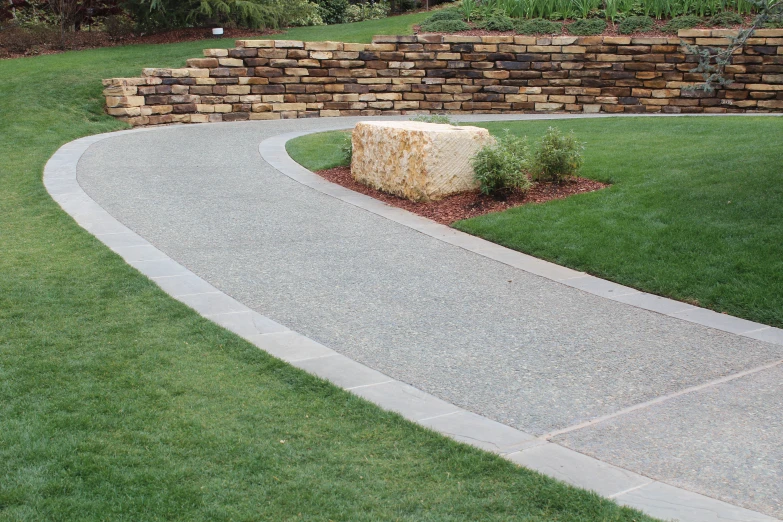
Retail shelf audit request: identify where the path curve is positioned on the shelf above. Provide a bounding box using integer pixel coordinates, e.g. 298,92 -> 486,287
45,114 -> 782,522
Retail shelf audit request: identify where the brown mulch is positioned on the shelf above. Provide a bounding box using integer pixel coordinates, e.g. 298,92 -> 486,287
316,166 -> 608,225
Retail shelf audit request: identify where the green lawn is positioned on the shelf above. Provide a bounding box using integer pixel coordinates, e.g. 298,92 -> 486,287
0,14 -> 655,522
288,118 -> 783,328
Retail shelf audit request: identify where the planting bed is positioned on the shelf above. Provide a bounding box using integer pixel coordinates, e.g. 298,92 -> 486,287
316,165 -> 608,224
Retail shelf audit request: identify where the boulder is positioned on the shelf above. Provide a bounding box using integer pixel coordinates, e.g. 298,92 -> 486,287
351,121 -> 495,202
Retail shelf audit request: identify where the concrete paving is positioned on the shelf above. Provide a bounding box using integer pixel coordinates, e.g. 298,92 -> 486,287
68,116 -> 783,520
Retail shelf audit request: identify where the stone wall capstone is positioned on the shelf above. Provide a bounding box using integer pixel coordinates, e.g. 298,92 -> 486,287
102,29 -> 783,126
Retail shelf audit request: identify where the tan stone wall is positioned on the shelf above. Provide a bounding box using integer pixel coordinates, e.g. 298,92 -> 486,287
103,29 -> 783,126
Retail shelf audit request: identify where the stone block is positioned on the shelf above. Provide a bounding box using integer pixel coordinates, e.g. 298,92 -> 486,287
235,40 -> 274,48
219,58 -> 244,67
351,121 -> 494,202
105,96 -> 145,108
305,41 -> 343,51
188,58 -> 219,68
274,40 -> 304,48
103,85 -> 137,96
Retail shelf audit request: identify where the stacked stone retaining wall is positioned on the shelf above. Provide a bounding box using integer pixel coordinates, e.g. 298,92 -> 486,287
103,29 -> 783,126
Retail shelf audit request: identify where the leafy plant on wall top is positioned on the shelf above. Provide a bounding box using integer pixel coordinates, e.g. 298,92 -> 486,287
686,0 -> 782,93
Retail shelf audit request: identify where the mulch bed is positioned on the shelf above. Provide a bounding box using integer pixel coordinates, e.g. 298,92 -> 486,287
316,166 -> 608,225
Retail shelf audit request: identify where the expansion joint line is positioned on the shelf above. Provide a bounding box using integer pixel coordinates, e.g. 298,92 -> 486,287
542,357 -> 783,441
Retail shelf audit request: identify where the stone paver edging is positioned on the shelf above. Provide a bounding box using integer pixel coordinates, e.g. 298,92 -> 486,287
45,115 -> 781,522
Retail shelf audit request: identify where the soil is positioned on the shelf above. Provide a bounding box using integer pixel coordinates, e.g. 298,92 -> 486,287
316,166 -> 609,225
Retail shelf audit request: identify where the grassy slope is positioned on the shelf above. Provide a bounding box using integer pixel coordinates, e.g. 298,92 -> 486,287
0,13 -> 654,522
288,118 -> 783,328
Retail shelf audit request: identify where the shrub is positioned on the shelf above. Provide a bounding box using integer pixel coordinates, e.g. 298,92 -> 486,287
345,1 -> 391,22
708,11 -> 743,27
420,18 -> 470,32
410,114 -> 455,124
0,23 -> 59,54
515,18 -> 562,35
661,15 -> 702,33
290,7 -> 326,26
568,18 -> 606,35
341,131 -> 353,164
618,15 -> 654,34
478,14 -> 516,31
392,0 -> 419,12
472,133 -> 532,199
123,0 -> 319,31
533,127 -> 584,183
764,15 -> 783,28
103,14 -> 134,39
422,8 -> 464,22
314,0 -> 349,24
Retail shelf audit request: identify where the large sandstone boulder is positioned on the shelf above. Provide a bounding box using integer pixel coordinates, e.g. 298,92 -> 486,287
351,121 -> 495,202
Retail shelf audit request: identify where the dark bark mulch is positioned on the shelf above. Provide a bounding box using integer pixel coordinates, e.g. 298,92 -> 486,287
316,166 -> 609,225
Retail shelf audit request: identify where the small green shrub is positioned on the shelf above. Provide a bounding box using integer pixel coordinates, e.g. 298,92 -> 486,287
420,18 -> 471,32
708,11 -> 743,27
533,127 -> 585,183
472,133 -> 532,199
345,1 -> 391,22
478,14 -> 516,31
103,15 -> 135,38
422,8 -> 464,22
341,131 -> 353,164
661,15 -> 702,33
568,18 -> 606,35
764,16 -> 783,29
314,0 -> 349,24
0,23 -> 59,54
410,114 -> 455,125
515,18 -> 562,35
618,15 -> 654,34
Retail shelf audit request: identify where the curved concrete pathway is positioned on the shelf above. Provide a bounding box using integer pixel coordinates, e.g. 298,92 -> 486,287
46,115 -> 782,522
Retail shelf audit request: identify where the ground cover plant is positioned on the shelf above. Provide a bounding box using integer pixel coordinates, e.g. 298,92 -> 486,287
288,117 -> 783,329
661,14 -> 703,32
0,13 -> 659,521
413,0 -> 758,32
618,14 -> 655,33
567,17 -> 606,34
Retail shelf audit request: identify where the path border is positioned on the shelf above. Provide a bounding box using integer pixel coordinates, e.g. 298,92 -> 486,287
44,115 -> 781,522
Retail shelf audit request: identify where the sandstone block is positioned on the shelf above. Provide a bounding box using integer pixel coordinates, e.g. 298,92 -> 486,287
203,48 -> 229,57
274,40 -> 304,48
107,107 -> 141,117
235,40 -> 274,48
305,41 -> 343,51
105,96 -> 145,108
103,85 -> 137,96
219,58 -> 244,67
351,121 -> 494,202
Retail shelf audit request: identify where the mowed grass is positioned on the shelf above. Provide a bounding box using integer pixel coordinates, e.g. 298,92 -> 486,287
288,117 -> 783,328
287,130 -> 353,171
0,14 -> 656,522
